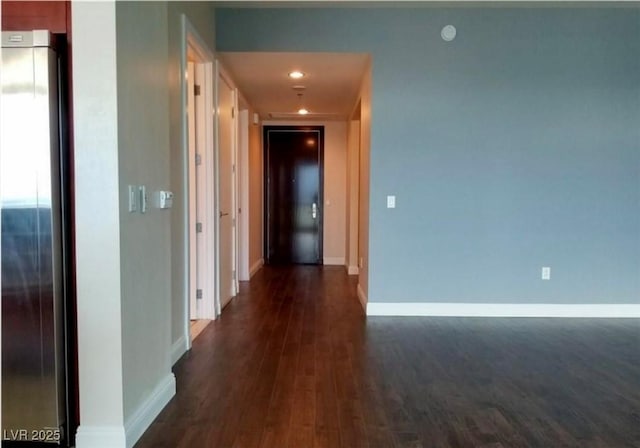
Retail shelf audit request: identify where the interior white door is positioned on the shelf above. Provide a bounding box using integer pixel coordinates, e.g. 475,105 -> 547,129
218,73 -> 235,310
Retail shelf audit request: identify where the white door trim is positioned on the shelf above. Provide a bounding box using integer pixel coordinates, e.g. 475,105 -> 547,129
180,15 -> 217,353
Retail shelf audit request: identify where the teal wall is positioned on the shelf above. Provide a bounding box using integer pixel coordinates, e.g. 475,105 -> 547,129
217,7 -> 640,304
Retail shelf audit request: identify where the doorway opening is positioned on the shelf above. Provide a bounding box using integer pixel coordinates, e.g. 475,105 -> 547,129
215,51 -> 371,300
186,55 -> 211,341
181,16 -> 216,352
347,101 -> 361,276
264,126 -> 324,265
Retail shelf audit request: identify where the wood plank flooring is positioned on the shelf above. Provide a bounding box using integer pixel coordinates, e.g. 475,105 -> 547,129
135,266 -> 640,448
190,319 -> 212,341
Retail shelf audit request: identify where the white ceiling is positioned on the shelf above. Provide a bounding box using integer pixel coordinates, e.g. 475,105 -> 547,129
218,52 -> 370,121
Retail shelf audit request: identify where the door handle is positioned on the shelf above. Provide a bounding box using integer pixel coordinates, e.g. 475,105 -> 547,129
311,203 -> 317,219
219,211 -> 229,218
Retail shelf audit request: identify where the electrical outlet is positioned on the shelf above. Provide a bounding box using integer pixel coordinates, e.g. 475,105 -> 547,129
541,266 -> 551,280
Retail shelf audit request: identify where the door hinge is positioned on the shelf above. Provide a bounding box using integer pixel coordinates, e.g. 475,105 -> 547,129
194,84 -> 201,96
196,222 -> 203,233
232,164 -> 236,173
231,107 -> 235,118
232,270 -> 236,281
232,217 -> 236,226
195,153 -> 202,166
196,289 -> 203,299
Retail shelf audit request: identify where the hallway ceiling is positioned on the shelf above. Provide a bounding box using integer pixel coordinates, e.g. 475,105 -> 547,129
218,52 -> 369,121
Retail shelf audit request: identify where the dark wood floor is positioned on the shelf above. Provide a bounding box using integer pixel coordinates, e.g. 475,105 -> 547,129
136,266 -> 640,448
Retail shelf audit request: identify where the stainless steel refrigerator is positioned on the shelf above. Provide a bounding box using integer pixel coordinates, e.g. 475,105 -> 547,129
1,30 -> 70,445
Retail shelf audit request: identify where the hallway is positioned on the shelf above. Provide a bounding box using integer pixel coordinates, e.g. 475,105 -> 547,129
135,266 -> 639,448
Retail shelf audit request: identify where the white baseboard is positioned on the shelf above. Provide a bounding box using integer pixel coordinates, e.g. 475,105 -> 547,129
249,258 -> 264,278
170,335 -> 187,366
124,373 -> 176,448
366,302 -> 640,318
357,283 -> 367,312
76,426 -> 126,448
347,265 -> 359,275
324,257 -> 345,265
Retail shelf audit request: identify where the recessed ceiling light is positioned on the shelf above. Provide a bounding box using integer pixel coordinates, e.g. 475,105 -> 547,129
298,108 -> 309,115
288,71 -> 305,79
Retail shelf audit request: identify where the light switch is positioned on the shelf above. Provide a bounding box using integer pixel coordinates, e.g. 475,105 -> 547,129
139,185 -> 148,214
387,195 -> 396,208
541,266 -> 551,280
128,185 -> 138,212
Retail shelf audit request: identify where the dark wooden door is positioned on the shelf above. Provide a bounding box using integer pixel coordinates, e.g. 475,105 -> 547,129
265,126 -> 323,264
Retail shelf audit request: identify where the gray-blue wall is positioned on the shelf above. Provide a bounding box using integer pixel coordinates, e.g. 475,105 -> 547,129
217,7 -> 640,304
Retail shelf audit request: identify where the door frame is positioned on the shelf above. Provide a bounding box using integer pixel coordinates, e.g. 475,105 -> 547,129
263,125 -> 325,265
186,59 -> 198,321
181,15 -> 217,352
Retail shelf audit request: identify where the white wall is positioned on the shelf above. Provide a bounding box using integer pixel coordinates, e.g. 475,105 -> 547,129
323,121 -> 348,264
72,1 -> 126,446
262,120 -> 347,265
